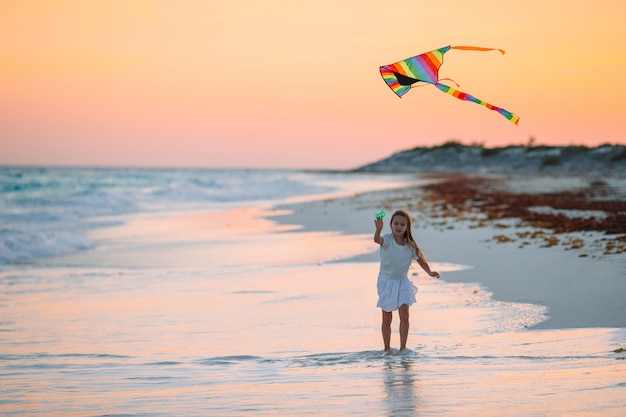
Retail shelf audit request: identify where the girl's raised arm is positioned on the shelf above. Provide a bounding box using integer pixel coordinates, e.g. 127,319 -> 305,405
374,218 -> 384,245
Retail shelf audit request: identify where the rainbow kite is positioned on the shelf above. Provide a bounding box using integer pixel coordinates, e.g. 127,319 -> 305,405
379,45 -> 520,124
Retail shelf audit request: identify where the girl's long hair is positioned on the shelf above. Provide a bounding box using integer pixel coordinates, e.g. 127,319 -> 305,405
390,210 -> 423,260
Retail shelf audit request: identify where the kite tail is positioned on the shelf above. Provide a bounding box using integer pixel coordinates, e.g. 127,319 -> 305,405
450,45 -> 506,55
435,82 -> 520,125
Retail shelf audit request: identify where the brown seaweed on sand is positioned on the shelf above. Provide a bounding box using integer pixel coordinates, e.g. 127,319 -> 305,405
420,174 -> 626,253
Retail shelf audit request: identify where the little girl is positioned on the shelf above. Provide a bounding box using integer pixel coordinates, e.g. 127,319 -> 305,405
374,209 -> 439,352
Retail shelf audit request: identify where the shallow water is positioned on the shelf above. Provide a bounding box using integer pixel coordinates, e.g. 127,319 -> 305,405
3,260 -> 624,416
1,168 -> 625,416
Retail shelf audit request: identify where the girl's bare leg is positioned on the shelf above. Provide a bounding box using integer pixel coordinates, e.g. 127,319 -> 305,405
381,310 -> 393,352
398,304 -> 410,350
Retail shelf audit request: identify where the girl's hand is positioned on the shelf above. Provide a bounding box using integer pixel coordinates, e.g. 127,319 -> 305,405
374,218 -> 384,230
430,271 -> 440,279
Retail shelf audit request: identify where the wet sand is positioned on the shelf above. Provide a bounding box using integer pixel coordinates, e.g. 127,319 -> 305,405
272,173 -> 626,330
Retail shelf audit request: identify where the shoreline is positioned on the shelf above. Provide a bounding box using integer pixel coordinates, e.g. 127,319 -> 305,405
270,172 -> 626,330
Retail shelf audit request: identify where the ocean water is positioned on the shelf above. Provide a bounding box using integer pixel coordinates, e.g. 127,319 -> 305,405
1,167 -> 625,416
0,167 -> 389,264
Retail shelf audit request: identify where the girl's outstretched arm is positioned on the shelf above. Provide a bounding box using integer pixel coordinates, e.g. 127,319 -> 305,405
374,218 -> 384,245
417,257 -> 440,278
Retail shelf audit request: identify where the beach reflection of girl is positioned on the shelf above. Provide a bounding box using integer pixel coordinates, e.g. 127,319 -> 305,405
374,209 -> 440,353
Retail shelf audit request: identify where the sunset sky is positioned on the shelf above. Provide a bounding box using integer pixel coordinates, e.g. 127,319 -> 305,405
2,0 -> 625,169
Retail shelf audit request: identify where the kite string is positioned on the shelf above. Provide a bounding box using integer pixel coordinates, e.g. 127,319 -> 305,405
439,78 -> 460,87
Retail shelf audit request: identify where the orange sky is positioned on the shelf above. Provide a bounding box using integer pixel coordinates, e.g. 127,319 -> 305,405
1,0 -> 625,169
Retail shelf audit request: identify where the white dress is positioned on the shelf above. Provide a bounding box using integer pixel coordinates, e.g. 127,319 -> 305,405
376,233 -> 419,312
